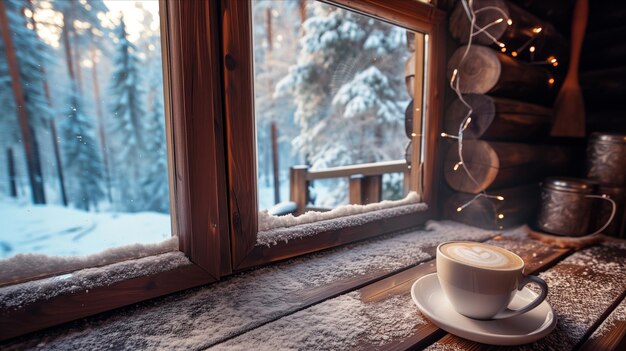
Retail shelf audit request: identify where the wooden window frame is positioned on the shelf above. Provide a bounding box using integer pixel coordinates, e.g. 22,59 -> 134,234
0,0 -> 226,340
223,0 -> 447,271
1,0 -> 445,341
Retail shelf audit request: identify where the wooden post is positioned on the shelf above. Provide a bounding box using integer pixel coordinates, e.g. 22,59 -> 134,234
349,174 -> 382,205
0,1 -> 46,204
290,165 -> 308,215
271,122 -> 280,205
7,147 -> 17,198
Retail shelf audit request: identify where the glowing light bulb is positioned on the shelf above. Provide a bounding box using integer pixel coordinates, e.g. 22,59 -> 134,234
550,57 -> 557,63
498,213 -> 505,219
462,117 -> 472,130
411,132 -> 417,137
529,46 -> 536,53
501,47 -> 507,53
548,78 -> 555,85
498,42 -> 505,48
511,51 -> 518,57
453,162 -> 463,171
552,61 -> 558,67
441,132 -> 448,137
532,27 -> 542,34
495,18 -> 504,24
507,19 -> 513,25
457,207 -> 463,212
496,196 -> 505,201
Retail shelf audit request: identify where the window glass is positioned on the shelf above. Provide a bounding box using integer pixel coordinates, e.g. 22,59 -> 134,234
252,0 -> 423,216
0,0 -> 171,267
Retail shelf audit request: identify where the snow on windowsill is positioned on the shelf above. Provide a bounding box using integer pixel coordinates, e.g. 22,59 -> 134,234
257,192 -> 427,246
2,221 -> 498,350
0,236 -> 179,285
0,249 -> 190,310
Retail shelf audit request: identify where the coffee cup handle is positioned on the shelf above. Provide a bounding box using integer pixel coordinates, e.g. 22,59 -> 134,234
492,275 -> 548,320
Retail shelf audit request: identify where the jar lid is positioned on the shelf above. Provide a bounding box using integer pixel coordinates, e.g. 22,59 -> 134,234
542,177 -> 595,193
590,132 -> 626,144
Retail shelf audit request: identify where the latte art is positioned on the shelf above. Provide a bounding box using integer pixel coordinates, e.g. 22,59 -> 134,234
440,242 -> 522,269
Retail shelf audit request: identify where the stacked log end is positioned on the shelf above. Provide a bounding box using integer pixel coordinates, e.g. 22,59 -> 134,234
449,0 -> 568,64
442,0 -> 575,230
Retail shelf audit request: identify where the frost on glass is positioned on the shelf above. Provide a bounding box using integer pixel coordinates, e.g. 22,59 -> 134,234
253,0 -> 421,218
0,0 -> 171,267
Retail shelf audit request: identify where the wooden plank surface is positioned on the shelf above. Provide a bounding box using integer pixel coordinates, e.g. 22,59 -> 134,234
580,297 -> 626,351
213,234 -> 569,350
428,241 -> 626,350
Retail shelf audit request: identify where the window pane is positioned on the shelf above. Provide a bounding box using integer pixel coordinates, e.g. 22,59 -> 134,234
0,0 -> 171,277
253,0 -> 423,218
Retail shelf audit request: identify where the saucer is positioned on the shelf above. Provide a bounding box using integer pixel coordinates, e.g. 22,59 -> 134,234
411,273 -> 557,346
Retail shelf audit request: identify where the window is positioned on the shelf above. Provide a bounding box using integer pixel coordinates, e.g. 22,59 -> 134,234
0,0 -> 444,341
253,0 -> 418,214
0,0 -> 174,284
223,0 -> 445,270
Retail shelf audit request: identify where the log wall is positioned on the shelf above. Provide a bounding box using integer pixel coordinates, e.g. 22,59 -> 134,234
440,0 -> 583,230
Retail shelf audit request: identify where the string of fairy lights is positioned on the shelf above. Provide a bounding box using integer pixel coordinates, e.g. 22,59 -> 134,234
441,0 -> 557,228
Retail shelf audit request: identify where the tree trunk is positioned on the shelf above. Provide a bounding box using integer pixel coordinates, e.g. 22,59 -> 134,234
0,1 -> 46,204
448,45 -> 557,105
49,118 -> 68,206
299,0 -> 307,25
271,122 -> 280,204
90,42 -> 113,205
444,140 -> 578,193
28,4 -> 68,206
444,94 -> 552,141
72,27 -> 84,94
7,147 -> 17,198
61,11 -> 76,82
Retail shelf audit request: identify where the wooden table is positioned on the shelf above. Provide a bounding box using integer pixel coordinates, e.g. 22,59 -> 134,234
216,233 -> 626,350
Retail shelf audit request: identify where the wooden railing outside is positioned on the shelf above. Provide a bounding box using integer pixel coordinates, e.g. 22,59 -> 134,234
289,160 -> 410,215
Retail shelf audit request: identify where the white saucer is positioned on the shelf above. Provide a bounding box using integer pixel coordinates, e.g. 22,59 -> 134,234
411,273 -> 557,346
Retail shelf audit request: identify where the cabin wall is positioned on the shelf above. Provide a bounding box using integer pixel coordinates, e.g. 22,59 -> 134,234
582,1 -> 626,134
435,0 -> 590,230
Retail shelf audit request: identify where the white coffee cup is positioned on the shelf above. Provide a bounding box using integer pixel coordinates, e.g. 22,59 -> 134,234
436,241 -> 548,320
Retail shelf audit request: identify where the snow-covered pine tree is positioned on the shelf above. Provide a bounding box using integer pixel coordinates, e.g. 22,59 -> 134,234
276,3 -> 409,170
61,85 -> 105,211
140,93 -> 169,213
108,17 -> 147,212
0,0 -> 55,204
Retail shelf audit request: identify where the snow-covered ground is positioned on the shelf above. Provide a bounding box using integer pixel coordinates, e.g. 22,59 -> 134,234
0,197 -> 171,259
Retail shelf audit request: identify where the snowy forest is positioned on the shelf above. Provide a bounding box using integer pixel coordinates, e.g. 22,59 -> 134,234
254,0 -> 412,210
0,0 -> 416,260
0,0 -> 169,259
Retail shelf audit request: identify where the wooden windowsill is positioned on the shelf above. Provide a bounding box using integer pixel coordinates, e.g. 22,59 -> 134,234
3,222 -> 625,350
